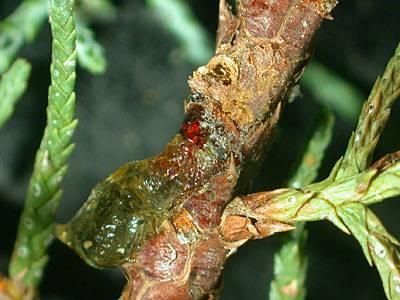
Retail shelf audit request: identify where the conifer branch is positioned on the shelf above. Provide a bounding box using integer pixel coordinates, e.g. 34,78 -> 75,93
0,0 -> 109,75
0,0 -> 47,75
76,19 -> 106,74
269,107 -> 334,300
269,223 -> 308,300
9,0 -> 77,287
146,0 -> 213,65
0,58 -> 31,129
338,202 -> 400,299
336,43 -> 400,179
224,43 -> 400,300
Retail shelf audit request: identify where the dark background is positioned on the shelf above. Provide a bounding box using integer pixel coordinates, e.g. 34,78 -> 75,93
1,0 -> 400,299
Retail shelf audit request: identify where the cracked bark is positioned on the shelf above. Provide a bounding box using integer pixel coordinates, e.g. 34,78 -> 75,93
57,0 -> 338,299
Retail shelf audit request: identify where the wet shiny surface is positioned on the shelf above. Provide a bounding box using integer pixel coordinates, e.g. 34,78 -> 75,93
57,160 -> 177,268
56,101 -> 235,269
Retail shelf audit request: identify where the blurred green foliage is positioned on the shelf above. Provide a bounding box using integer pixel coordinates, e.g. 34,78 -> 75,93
0,0 -> 46,74
0,59 -> 31,129
270,107 -> 334,300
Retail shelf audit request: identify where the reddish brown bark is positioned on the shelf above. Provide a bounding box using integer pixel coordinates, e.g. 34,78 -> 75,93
118,0 -> 338,299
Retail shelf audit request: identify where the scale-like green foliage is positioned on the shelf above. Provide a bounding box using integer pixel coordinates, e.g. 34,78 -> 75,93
0,58 -> 31,129
9,0 -> 77,287
269,223 -> 308,300
336,43 -> 400,179
0,0 -> 47,75
338,203 -> 400,299
269,107 -> 334,300
76,20 -> 106,74
288,107 -> 334,190
334,43 -> 400,300
251,148 -> 400,300
261,44 -> 400,299
236,43 -> 400,300
0,0 -> 109,76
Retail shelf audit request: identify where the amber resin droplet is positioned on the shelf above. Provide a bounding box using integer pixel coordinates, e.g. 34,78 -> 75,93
56,159 -> 179,268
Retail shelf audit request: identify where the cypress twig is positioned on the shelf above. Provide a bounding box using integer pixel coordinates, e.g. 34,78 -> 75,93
336,43 -> 400,179
0,0 -> 109,76
269,223 -> 308,300
0,0 -> 47,75
239,152 -> 400,226
287,107 -> 335,190
224,43 -> 400,299
338,202 -> 400,299
9,0 -> 77,287
146,0 -> 213,65
328,43 -> 400,299
269,107 -> 334,300
0,58 -> 31,129
145,0 -> 363,122
225,153 -> 400,299
76,19 -> 106,74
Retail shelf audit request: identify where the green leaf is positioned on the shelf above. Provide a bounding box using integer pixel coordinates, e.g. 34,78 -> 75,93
0,58 -> 31,129
261,154 -> 400,225
9,0 -> 77,287
250,151 -> 400,299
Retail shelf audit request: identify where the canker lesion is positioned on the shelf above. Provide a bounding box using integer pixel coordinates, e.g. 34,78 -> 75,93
206,55 -> 238,87
210,63 -> 232,86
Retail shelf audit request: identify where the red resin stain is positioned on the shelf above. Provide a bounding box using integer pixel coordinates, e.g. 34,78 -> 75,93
184,162 -> 237,229
184,191 -> 230,229
181,120 -> 205,147
184,192 -> 215,229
